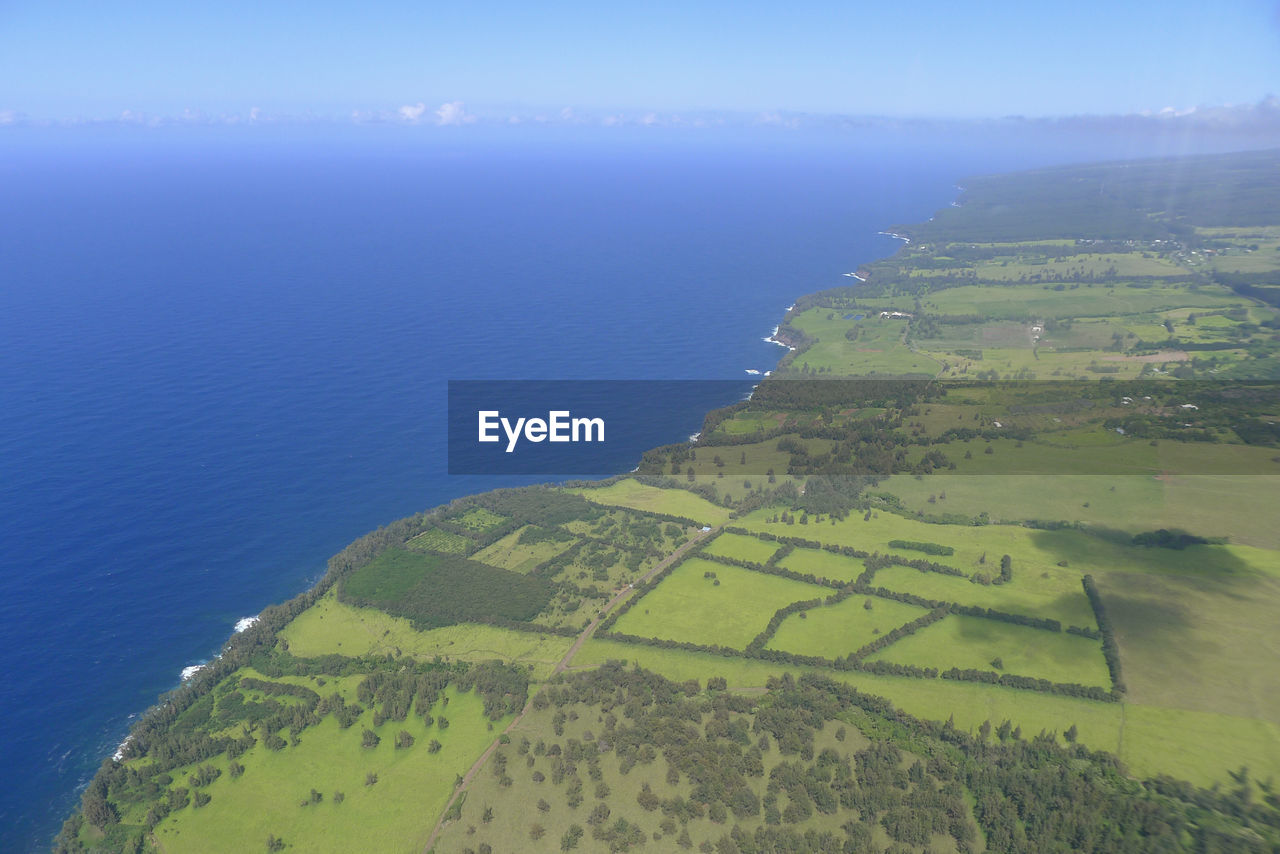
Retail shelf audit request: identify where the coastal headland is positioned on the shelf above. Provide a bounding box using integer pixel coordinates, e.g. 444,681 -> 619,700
58,148 -> 1280,853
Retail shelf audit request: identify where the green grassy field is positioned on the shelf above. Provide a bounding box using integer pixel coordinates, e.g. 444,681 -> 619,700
451,507 -> 508,531
766,594 -> 930,658
877,474 -> 1280,550
566,480 -> 732,525
567,635 -> 1279,788
700,531 -> 779,564
777,547 -> 868,582
471,525 -> 576,573
406,526 -> 472,555
1093,565 -> 1280,726
787,308 -> 941,376
152,685 -> 505,854
611,557 -> 829,649
924,282 -> 1241,320
281,593 -> 573,679
869,564 -> 1096,629
867,613 -> 1110,687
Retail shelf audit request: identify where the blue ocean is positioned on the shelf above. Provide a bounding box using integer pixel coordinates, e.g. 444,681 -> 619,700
0,125 -> 1179,849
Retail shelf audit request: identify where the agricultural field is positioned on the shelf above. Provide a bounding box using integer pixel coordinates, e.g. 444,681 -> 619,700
610,557 -> 829,649
777,547 -> 868,583
787,309 -> 942,376
472,525 -> 577,574
877,473 -> 1280,550
66,152 -> 1280,853
923,282 -> 1240,321
280,593 -> 573,679
701,531 -> 780,564
151,684 -> 504,854
450,506 -> 509,532
766,594 -> 931,658
867,613 -> 1110,687
565,479 -> 733,525
405,526 -> 472,555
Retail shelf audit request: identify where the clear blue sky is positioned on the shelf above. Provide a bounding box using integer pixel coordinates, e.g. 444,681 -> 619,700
1,0 -> 1277,120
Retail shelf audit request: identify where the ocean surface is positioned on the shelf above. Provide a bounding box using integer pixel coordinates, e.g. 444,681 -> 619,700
0,125 -> 1197,849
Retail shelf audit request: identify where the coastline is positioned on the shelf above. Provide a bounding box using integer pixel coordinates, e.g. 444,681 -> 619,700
60,215 -> 926,845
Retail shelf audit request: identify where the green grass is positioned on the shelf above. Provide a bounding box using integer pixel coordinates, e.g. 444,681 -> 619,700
471,526 -> 576,574
777,547 -> 868,582
877,474 -> 1280,550
868,614 -> 1111,687
970,252 -> 1186,280
565,479 -> 732,525
701,531 -> 779,564
568,638 -> 1126,760
1094,566 -> 1280,726
280,593 -> 573,680
405,526 -> 472,555
787,308 -> 941,376
569,637 -> 792,690
452,507 -> 509,531
570,634 -> 1280,786
1119,705 -> 1280,786
924,282 -> 1241,320
611,557 -> 830,649
869,565 -> 1096,629
766,595 -> 930,658
341,547 -> 430,601
152,685 -> 506,854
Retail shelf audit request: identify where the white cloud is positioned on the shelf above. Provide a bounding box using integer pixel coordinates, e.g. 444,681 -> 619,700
434,101 -> 476,126
398,102 -> 428,122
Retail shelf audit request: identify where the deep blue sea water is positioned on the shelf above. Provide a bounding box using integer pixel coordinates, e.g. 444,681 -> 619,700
0,125 -> 1223,849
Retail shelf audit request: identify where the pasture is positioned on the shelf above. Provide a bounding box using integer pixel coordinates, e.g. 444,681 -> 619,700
472,525 -> 576,574
280,593 -> 573,679
866,613 -> 1110,687
405,526 -> 471,555
766,594 -> 931,658
701,531 -> 779,564
151,685 -> 504,854
610,557 -> 829,649
566,479 -> 733,525
777,547 -> 868,583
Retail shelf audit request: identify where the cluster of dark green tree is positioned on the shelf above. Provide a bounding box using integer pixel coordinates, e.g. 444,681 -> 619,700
466,664 -> 1280,854
339,547 -> 554,630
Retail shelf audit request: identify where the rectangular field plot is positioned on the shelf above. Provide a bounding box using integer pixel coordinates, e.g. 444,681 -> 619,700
566,479 -> 732,525
279,593 -> 573,679
611,557 -> 829,649
777,548 -> 868,583
405,526 -> 472,554
867,613 -> 1111,688
450,506 -> 508,531
766,595 -> 931,658
870,564 -> 1096,629
702,531 -> 779,564
471,524 -> 576,573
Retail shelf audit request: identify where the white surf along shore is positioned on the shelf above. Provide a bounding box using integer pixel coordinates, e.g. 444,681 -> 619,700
112,614 -> 262,761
